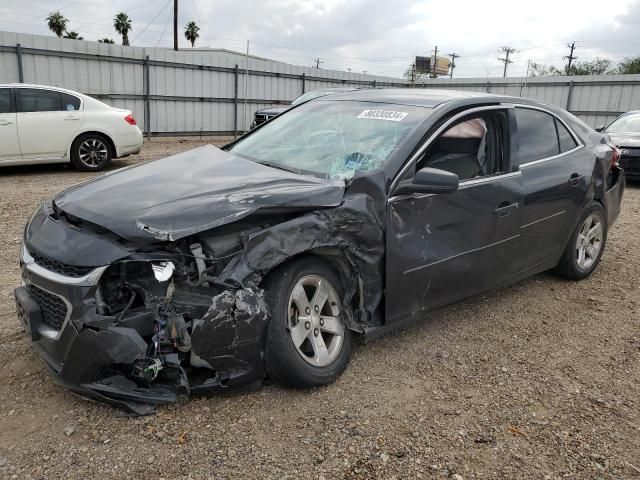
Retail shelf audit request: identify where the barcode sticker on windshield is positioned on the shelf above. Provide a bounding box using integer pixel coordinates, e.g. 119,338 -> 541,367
357,110 -> 408,122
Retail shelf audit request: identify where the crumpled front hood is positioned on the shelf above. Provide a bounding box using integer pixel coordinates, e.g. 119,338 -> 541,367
608,132 -> 640,149
54,145 -> 345,242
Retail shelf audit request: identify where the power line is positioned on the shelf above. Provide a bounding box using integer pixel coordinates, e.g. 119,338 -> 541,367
131,0 -> 172,43
498,46 -> 517,78
155,4 -> 173,47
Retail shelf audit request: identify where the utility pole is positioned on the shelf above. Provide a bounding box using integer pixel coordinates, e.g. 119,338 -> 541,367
447,52 -> 460,79
347,68 -> 352,73
430,45 -> 438,78
498,46 -> 516,78
564,41 -> 577,74
313,58 -> 324,68
173,0 -> 178,50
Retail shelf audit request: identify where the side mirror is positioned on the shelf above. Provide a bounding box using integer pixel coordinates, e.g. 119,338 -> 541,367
395,167 -> 459,195
594,125 -> 605,132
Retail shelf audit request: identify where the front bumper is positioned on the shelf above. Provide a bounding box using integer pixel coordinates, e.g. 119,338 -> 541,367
16,242 -> 267,415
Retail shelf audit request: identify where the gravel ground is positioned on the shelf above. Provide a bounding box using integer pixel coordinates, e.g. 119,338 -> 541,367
0,137 -> 638,480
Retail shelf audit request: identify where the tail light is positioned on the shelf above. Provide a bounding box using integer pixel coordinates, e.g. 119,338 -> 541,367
606,140 -> 621,168
124,114 -> 137,126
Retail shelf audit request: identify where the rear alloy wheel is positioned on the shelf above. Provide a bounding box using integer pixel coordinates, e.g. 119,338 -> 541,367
575,213 -> 604,271
264,258 -> 353,388
71,133 -> 112,171
555,202 -> 607,280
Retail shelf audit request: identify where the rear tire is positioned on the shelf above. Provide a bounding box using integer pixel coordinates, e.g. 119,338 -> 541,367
70,133 -> 113,171
554,202 -> 607,280
263,258 -> 353,388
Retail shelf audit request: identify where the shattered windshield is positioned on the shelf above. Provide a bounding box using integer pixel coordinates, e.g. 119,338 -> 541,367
229,101 -> 428,180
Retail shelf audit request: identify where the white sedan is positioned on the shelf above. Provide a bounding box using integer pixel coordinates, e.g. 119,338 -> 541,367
0,84 -> 143,171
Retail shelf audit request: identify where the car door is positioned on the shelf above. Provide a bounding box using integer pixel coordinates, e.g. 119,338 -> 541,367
0,87 -> 21,161
16,88 -> 83,160
385,106 -> 524,323
511,106 -> 587,275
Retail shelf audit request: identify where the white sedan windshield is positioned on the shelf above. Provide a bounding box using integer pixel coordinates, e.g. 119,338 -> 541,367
230,101 -> 427,180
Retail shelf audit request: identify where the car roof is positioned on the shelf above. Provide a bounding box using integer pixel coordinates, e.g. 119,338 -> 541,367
320,88 -> 502,108
0,83 -> 85,96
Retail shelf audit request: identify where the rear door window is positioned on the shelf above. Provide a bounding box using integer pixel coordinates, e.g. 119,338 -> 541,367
0,88 -> 11,113
515,108 -> 560,164
17,89 -> 62,113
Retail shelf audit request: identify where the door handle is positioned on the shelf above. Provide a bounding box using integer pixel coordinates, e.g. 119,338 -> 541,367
568,173 -> 583,187
0,120 -> 12,126
493,202 -> 519,217
64,116 -> 80,121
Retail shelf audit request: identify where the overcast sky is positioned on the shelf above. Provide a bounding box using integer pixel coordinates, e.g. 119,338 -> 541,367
1,0 -> 639,78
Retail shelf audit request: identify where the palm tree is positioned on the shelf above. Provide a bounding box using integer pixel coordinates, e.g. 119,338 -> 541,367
63,31 -> 83,40
113,12 -> 132,46
98,38 -> 115,44
184,21 -> 200,48
46,11 -> 68,38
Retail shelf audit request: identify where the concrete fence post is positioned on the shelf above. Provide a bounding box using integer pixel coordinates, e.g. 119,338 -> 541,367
301,73 -> 306,95
143,55 -> 150,139
16,43 -> 24,83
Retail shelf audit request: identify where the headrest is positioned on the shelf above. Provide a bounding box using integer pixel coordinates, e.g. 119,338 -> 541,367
435,137 -> 481,154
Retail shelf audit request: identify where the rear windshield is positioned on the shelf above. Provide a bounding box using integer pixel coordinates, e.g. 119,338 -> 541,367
230,100 -> 428,180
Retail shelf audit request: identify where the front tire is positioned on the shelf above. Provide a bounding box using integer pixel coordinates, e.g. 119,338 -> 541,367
263,258 -> 353,388
554,202 -> 607,280
70,133 -> 113,171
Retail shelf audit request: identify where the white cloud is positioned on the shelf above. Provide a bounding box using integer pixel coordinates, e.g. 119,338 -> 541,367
0,0 -> 639,78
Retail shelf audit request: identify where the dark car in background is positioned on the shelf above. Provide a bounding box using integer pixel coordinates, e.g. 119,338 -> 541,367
16,89 -> 624,414
251,87 -> 365,128
597,111 -> 640,180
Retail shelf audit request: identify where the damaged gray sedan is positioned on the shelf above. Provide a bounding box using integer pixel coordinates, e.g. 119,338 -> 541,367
15,89 -> 624,414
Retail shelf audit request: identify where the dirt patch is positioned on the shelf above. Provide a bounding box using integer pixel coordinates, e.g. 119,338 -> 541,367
0,138 -> 638,479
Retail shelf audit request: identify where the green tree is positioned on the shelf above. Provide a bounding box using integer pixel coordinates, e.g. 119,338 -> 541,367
46,11 -> 68,38
615,56 -> 640,74
403,65 -> 430,82
566,58 -> 613,76
98,38 -> 115,44
113,12 -> 132,46
529,62 -> 563,77
63,31 -> 83,40
184,21 -> 200,47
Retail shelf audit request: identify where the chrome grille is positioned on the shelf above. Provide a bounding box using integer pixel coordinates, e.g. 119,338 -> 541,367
27,285 -> 68,330
31,252 -> 94,278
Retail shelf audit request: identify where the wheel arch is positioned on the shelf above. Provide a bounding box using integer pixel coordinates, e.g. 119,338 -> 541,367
260,248 -> 365,334
67,130 -> 117,160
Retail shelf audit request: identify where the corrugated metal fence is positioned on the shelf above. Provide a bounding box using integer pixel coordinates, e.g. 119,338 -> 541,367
0,32 -> 406,135
415,75 -> 640,127
2,32 -> 640,134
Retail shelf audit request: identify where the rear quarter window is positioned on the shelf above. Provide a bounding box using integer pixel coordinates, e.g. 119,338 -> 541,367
556,119 -> 578,153
60,93 -> 81,111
